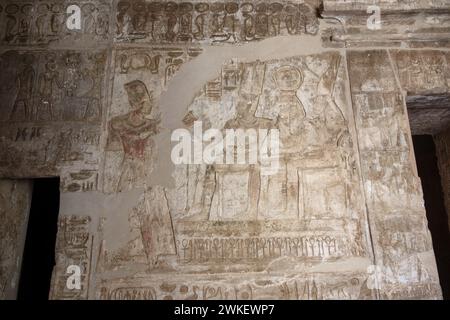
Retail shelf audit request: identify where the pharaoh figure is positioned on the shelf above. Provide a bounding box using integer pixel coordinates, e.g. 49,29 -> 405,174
108,80 -> 160,192
209,62 -> 273,221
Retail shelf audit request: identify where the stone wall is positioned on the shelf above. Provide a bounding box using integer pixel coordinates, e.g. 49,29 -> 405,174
435,128 -> 450,231
0,0 -> 447,300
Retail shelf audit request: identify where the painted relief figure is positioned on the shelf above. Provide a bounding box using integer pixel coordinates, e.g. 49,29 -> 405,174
107,80 -> 160,192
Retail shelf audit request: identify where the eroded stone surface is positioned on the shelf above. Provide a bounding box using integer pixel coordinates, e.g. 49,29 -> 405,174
95,52 -> 373,287
0,50 -> 106,188
322,3 -> 450,48
96,272 -> 374,300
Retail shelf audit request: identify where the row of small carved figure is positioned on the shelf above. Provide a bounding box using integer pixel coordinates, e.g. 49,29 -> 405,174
176,236 -> 339,262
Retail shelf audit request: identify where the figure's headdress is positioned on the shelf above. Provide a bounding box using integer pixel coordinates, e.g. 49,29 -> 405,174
274,66 -> 303,91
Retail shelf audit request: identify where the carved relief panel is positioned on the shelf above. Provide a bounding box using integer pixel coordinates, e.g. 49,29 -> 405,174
97,51 -> 371,288
348,50 -> 442,299
114,1 -> 319,44
103,47 -> 203,193
0,0 -> 111,46
50,215 -> 93,300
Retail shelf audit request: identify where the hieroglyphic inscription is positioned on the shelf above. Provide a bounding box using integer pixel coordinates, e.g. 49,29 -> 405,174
50,215 -> 93,300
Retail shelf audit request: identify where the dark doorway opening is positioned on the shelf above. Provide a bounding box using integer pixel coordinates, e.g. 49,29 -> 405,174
17,177 -> 60,300
412,135 -> 450,299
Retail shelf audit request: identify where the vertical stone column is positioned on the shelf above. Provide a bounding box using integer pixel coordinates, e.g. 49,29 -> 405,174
0,179 -> 33,300
347,50 -> 442,299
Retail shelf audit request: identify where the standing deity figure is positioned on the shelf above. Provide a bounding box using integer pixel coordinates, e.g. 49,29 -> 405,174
108,80 -> 160,192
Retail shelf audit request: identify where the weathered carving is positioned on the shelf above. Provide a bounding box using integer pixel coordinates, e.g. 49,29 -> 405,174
391,50 -> 449,94
348,49 -> 442,299
100,52 -> 369,278
104,47 -> 202,192
0,0 -> 446,300
107,80 -> 160,192
322,2 -> 450,48
0,180 -> 32,299
0,1 -> 111,46
50,215 -> 93,300
0,50 -> 105,179
115,1 -> 319,44
176,235 -> 339,262
96,273 -> 372,300
435,128 -> 450,231
174,52 -> 362,225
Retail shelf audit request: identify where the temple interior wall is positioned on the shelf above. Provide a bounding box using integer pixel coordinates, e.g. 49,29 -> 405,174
0,0 -> 449,299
